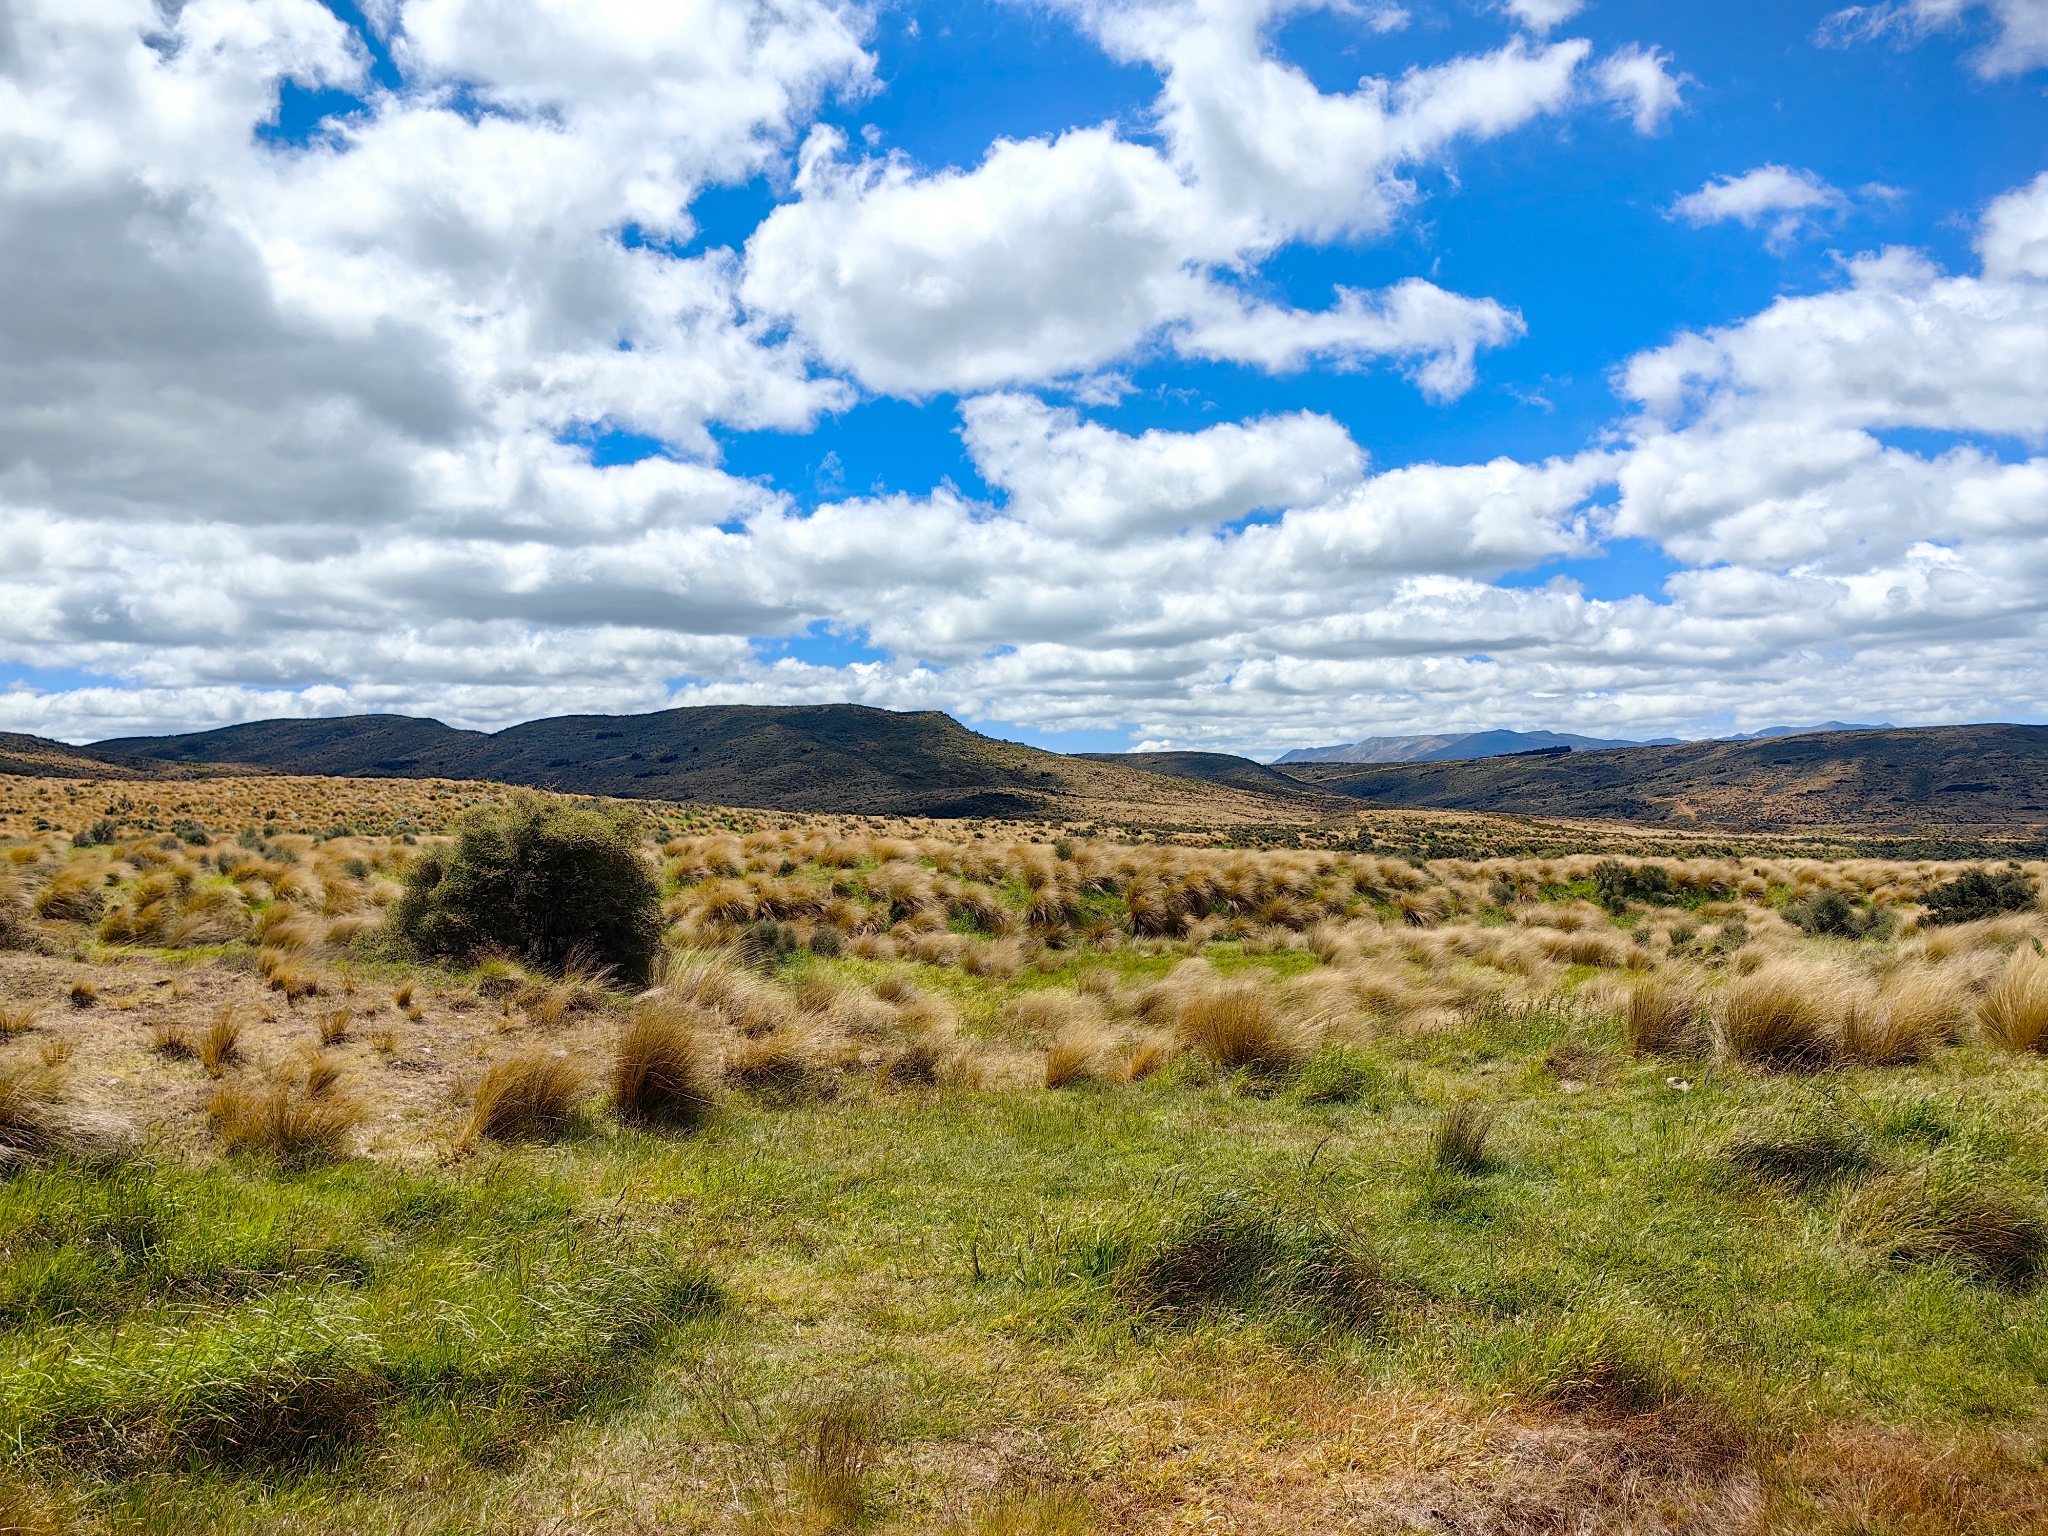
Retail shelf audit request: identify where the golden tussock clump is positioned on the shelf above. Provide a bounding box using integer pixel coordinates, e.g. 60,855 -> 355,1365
0,1002 -> 36,1040
1173,980 -> 1307,1076
1719,961 -> 1842,1070
464,1048 -> 589,1142
209,1059 -> 364,1167
611,996 -> 715,1128
1978,947 -> 2048,1053
198,1009 -> 244,1077
1044,1021 -> 1116,1089
0,1059 -> 68,1161
724,1027 -> 832,1102
1624,973 -> 1704,1056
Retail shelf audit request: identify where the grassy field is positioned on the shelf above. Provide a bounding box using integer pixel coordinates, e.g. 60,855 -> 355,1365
2,798 -> 2047,1533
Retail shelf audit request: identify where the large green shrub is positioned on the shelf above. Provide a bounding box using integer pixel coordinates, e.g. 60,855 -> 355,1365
392,796 -> 662,983
1923,866 -> 2039,926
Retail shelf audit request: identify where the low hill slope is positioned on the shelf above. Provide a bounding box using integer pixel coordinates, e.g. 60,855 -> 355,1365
85,706 -> 1316,824
0,733 -> 181,781
1286,724 -> 2048,828
1277,728 -> 1652,764
1077,751 -> 1328,799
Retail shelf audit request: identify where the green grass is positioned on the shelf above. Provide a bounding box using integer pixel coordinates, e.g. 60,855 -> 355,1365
6,1015 -> 2048,1527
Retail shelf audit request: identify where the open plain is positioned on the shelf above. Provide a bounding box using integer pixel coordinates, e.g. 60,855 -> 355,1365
1,777 -> 2046,1534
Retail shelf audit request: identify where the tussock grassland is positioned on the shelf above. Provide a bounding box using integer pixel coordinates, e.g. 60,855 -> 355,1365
0,803 -> 2046,1531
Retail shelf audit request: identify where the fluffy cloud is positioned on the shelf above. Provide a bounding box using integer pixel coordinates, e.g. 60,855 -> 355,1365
1595,44 -> 1688,133
1672,165 -> 1848,249
739,1 -> 1612,396
1822,0 -> 2048,77
1502,0 -> 1585,32
2,0 -> 2045,757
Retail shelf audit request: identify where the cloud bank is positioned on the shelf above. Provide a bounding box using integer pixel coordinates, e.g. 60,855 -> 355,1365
0,0 -> 2043,756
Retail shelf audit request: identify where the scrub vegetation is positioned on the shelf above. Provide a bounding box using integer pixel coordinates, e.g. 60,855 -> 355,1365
1,786 -> 2046,1532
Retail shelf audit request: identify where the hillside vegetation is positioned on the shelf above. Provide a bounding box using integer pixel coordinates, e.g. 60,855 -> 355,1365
2,709 -> 2034,837
1285,724 -> 2048,831
0,791 -> 2046,1532
87,707 -> 1327,824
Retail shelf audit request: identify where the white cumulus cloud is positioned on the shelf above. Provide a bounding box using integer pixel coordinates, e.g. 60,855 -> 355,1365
3,0 -> 2045,756
1672,165 -> 1849,249
1821,0 -> 2048,77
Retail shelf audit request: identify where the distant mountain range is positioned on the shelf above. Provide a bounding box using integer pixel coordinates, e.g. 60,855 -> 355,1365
0,708 -> 2034,833
63,706 -> 1306,825
1274,722 -> 1889,765
1273,725 -> 2043,831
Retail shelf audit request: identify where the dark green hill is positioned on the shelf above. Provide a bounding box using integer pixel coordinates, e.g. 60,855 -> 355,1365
94,715 -> 484,776
1078,751 -> 1325,799
84,706 -> 1310,823
1285,724 -> 2048,829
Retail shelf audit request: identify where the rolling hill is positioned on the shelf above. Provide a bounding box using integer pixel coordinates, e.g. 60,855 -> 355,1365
0,709 -> 2035,833
78,707 -> 1319,824
1280,724 -> 2048,829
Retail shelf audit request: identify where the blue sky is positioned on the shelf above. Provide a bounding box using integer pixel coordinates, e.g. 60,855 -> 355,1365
1,0 -> 2045,756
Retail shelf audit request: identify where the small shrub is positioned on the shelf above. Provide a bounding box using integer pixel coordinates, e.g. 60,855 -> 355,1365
1593,859 -> 1671,913
1923,867 -> 2038,926
1783,888 -> 1874,938
466,1049 -> 590,1142
392,794 -> 661,984
611,999 -> 715,1128
1978,948 -> 2048,1053
1431,1100 -> 1498,1175
1293,1044 -> 1391,1106
1839,1167 -> 2046,1290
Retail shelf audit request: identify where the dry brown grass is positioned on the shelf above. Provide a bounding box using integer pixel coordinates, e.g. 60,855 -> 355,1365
149,1018 -> 194,1058
0,1059 -> 65,1160
1123,1034 -> 1177,1082
611,997 -> 715,1128
198,1009 -> 243,1077
1624,973 -> 1702,1056
317,1007 -> 351,1046
1977,947 -> 2048,1053
1173,980 -> 1307,1077
209,1065 -> 364,1166
725,1029 -> 832,1103
1044,1022 -> 1115,1088
791,1398 -> 874,1531
464,1049 -> 590,1142
1720,961 -> 1840,1069
0,1001 -> 35,1039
